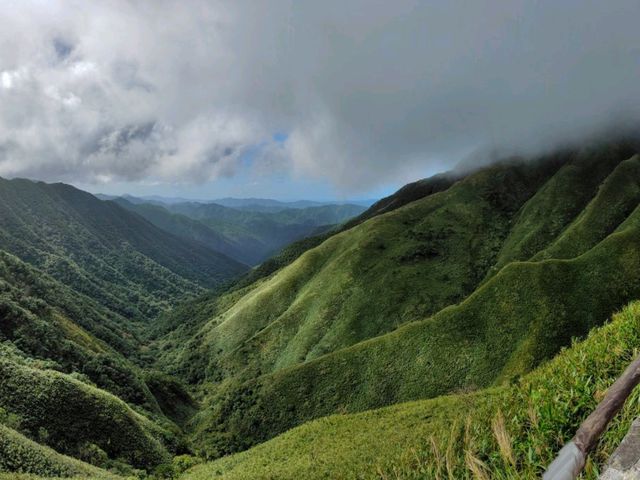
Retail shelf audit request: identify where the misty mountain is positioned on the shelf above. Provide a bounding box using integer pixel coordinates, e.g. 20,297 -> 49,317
112,198 -> 367,265
211,197 -> 374,212
5,142 -> 640,480
154,142 -> 640,472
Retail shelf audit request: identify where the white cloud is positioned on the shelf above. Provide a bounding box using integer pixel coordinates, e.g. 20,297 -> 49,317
1,72 -> 12,89
0,0 -> 639,191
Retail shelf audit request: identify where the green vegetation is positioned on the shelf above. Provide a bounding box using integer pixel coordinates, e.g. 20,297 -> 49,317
189,205 -> 640,456
0,358 -> 171,469
0,178 -> 247,320
231,172 -> 459,288
116,197 -> 366,265
150,143 -> 640,462
111,200 -> 249,266
183,302 -> 640,479
4,141 -> 640,479
160,158 -> 563,385
488,144 -> 633,275
0,181 -> 247,477
0,424 -> 121,479
0,252 -> 157,407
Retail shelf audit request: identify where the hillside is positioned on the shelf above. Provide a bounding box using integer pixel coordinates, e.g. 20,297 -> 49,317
163,201 -> 366,264
112,197 -> 366,265
151,143 -> 640,460
110,199 -> 249,266
229,172 -> 462,289
161,158 -> 563,381
208,198 -> 371,212
0,178 -> 247,319
4,142 -> 640,479
0,251 -> 188,478
184,301 -> 640,479
0,179 -> 250,478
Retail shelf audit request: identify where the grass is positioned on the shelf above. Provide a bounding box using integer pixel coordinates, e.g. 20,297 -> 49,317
183,301 -> 640,479
4,142 -> 640,478
227,173 -> 458,290
0,177 -> 247,322
189,213 -> 640,457
166,144 -> 640,459
487,143 -> 634,276
0,251 -> 160,410
0,358 -> 172,469
536,154 -> 640,260
163,158 -> 561,387
0,424 -> 123,479
156,200 -> 367,265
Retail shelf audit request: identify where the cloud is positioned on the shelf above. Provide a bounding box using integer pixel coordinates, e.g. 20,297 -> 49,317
0,0 -> 639,191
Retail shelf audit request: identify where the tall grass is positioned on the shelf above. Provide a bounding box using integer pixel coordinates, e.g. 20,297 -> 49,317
182,302 -> 640,479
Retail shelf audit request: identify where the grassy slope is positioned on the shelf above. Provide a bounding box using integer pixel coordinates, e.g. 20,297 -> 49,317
0,252 -> 189,475
4,143 -> 640,479
191,212 -> 640,457
161,159 -> 561,385
0,178 -> 246,320
0,424 -> 121,480
183,302 -> 640,480
165,144 -> 640,458
0,358 -> 171,469
229,172 -> 460,290
487,144 -> 632,275
0,251 -> 162,409
199,172 -> 465,312
536,154 -> 640,260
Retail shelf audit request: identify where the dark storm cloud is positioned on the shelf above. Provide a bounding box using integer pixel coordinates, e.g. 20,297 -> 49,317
0,0 -> 639,190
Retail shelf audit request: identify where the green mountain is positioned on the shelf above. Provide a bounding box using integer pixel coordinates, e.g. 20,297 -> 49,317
153,142 -> 640,464
110,199 -> 250,266
207,197 -> 372,212
0,178 -> 247,320
0,178 -> 249,478
164,201 -> 367,264
4,141 -> 640,479
231,172 -> 460,289
114,198 -> 367,265
0,251 -> 181,478
183,301 -> 640,479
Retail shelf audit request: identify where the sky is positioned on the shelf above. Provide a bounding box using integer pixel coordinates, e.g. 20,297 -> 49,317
0,1 -> 639,201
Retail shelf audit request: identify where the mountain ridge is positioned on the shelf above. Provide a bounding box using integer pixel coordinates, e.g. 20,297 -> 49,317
154,142 -> 640,461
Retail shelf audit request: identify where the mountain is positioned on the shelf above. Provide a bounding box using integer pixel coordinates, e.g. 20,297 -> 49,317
231,172 -> 462,288
0,181 -> 229,478
5,141 -> 640,479
97,194 -> 374,211
0,178 -> 247,320
115,199 -> 367,265
183,300 -> 640,479
211,197 -> 374,212
110,199 -> 249,267
152,142 -> 640,465
0,251 -> 181,477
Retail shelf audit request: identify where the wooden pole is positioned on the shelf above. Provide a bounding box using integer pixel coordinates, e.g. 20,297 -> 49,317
544,353 -> 640,480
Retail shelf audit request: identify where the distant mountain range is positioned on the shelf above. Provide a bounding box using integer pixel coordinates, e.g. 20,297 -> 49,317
96,193 -> 374,210
100,194 -> 368,265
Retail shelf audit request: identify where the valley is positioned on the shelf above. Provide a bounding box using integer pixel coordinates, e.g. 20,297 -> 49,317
2,142 -> 640,479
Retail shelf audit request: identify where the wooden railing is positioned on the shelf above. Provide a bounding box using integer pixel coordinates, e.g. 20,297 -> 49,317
544,354 -> 640,479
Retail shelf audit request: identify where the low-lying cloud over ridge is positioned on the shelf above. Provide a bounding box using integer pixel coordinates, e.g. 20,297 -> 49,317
1,0 -> 639,191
